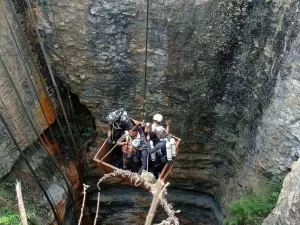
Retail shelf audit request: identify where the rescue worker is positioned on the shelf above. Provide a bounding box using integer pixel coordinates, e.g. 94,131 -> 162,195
147,126 -> 176,163
106,108 -> 132,145
130,139 -> 148,175
144,114 -> 171,167
117,125 -> 147,171
144,114 -> 171,143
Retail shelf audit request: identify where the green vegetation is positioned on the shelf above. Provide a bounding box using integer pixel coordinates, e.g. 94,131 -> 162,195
0,188 -> 20,225
0,207 -> 20,225
224,183 -> 282,225
55,114 -> 95,147
0,182 -> 36,225
0,204 -> 36,225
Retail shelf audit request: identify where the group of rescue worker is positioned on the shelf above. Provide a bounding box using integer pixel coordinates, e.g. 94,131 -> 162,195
106,108 -> 176,177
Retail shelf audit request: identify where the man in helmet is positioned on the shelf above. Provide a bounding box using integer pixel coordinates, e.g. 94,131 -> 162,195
117,125 -> 147,173
130,138 -> 148,175
144,114 -> 170,145
147,126 -> 175,163
106,108 -> 132,145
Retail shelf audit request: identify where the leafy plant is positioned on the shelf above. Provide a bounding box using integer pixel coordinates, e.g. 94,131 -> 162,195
0,207 -> 20,225
55,115 -> 95,147
0,184 -> 36,225
224,183 -> 281,225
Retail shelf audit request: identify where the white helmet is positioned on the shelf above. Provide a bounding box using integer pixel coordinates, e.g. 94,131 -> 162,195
120,109 -> 129,122
153,114 -> 163,123
106,111 -> 118,122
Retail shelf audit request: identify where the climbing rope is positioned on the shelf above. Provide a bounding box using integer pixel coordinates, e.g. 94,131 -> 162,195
142,0 -> 150,120
144,0 -> 151,171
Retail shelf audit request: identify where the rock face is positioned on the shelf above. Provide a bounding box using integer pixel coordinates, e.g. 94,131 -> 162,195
0,0 -> 54,178
43,0 -> 300,202
88,185 -> 222,225
253,0 -> 300,178
261,3 -> 300,223
263,159 -> 300,225
1,0 -> 300,224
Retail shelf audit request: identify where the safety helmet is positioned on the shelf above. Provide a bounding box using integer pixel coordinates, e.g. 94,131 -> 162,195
106,111 -> 118,122
120,109 -> 129,122
130,138 -> 142,149
106,108 -> 127,122
153,114 -> 163,123
155,126 -> 166,136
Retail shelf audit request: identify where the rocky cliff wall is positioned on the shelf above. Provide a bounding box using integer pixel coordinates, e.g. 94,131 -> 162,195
1,0 -> 299,223
263,159 -> 300,225
261,1 -> 300,223
0,0 -> 54,178
43,0 -> 300,202
253,0 -> 300,179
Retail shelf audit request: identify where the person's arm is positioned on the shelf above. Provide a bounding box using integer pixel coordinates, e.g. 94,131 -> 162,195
117,132 -> 128,145
138,127 -> 145,140
107,124 -> 112,137
166,119 -> 171,134
117,142 -> 127,146
131,118 -> 143,126
147,142 -> 164,154
107,124 -> 113,144
144,122 -> 151,133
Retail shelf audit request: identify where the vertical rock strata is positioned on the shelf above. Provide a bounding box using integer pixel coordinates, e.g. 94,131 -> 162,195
0,0 -> 53,178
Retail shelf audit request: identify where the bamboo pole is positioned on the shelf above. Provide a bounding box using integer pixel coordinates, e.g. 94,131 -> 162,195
16,181 -> 28,225
145,179 -> 164,225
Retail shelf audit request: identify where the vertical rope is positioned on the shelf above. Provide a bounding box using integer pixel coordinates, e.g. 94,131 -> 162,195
144,0 -> 151,171
143,0 -> 150,119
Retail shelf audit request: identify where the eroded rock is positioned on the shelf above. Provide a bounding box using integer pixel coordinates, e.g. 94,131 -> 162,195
263,159 -> 300,225
0,0 -> 54,178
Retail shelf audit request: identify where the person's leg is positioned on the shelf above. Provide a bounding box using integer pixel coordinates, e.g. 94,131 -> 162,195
123,154 -> 128,169
138,149 -> 148,175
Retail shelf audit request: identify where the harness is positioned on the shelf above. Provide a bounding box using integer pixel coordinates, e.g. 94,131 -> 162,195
122,132 -> 141,157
